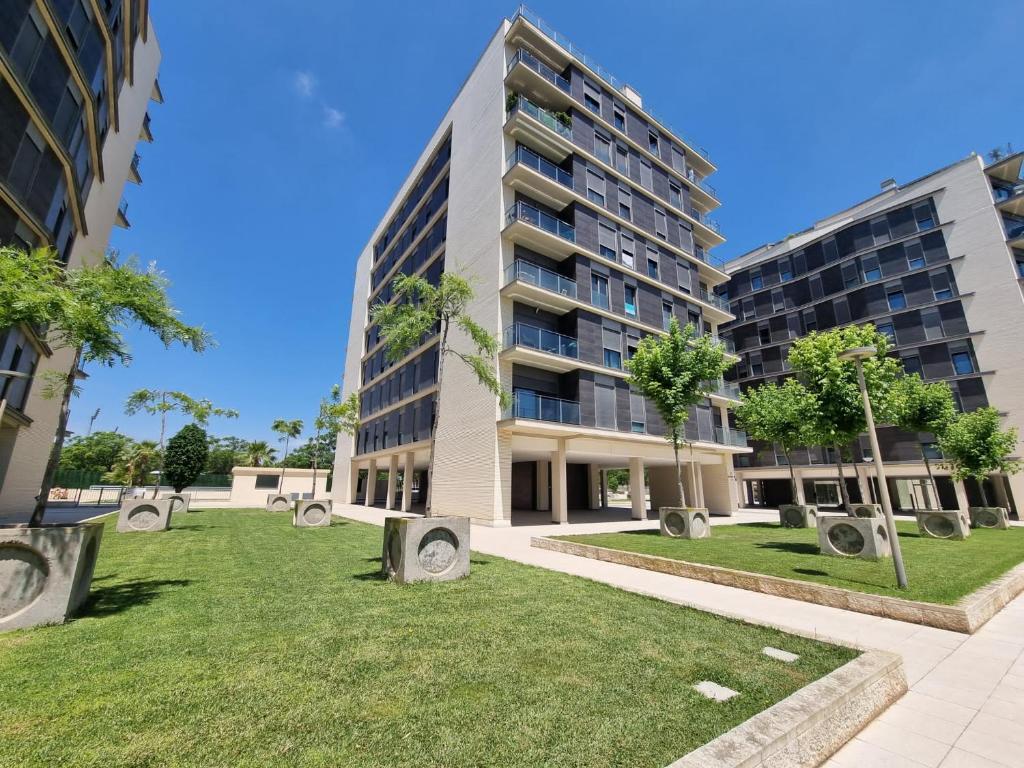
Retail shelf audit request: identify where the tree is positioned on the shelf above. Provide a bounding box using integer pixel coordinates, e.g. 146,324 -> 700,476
626,317 -> 731,508
939,407 -> 1021,507
163,424 -> 209,492
242,440 -> 276,467
787,325 -> 901,509
372,273 -> 507,513
58,431 -> 135,474
204,435 -> 248,474
889,375 -> 957,505
271,418 -> 303,492
309,386 -> 359,495
103,441 -> 162,487
0,245 -> 210,525
735,378 -> 816,504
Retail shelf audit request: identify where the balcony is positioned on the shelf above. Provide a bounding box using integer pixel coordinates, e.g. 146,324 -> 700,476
505,94 -> 573,161
504,145 -> 575,209
504,390 -> 581,425
505,48 -> 573,112
501,323 -> 579,373
1006,218 -> 1024,248
698,287 -> 731,314
710,335 -> 737,354
115,198 -> 130,228
502,260 -> 578,314
714,427 -> 749,448
995,184 -> 1024,217
503,200 -> 577,259
128,152 -> 142,184
707,379 -> 741,402
140,112 -> 153,143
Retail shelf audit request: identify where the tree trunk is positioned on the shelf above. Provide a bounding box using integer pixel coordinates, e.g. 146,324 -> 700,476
834,445 -> 852,509
424,320 -> 450,517
311,429 -> 320,497
278,435 -> 290,493
153,396 -> 167,498
920,445 -> 937,510
29,350 -> 81,526
978,478 -> 990,508
672,430 -> 686,508
783,446 -> 799,504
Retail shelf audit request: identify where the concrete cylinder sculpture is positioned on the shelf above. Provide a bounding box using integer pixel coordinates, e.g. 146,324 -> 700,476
265,493 -> 292,512
161,492 -> 191,514
968,507 -> 1010,530
846,503 -> 881,518
779,504 -> 817,528
116,499 -> 172,533
818,516 -> 891,559
293,500 -> 332,528
382,516 -> 470,584
659,508 -> 711,539
915,509 -> 971,540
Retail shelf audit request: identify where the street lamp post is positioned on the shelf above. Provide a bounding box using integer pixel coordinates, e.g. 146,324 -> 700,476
838,346 -> 908,589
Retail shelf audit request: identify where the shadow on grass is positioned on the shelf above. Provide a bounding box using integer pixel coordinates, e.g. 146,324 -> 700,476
755,541 -> 820,555
81,578 -> 193,619
793,567 -> 830,577
170,524 -> 212,532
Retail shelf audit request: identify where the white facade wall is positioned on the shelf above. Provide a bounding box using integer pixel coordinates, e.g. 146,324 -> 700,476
230,468 -> 329,507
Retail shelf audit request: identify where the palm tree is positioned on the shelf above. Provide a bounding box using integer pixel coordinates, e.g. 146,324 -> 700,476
243,440 -> 276,468
104,441 -> 162,488
271,418 -> 303,492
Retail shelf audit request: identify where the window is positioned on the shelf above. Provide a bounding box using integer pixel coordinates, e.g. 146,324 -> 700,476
618,185 -> 632,220
598,221 -> 617,259
624,284 -> 638,316
871,216 -> 891,245
779,259 -> 793,282
877,322 -> 896,343
669,183 -> 682,209
902,354 -> 922,376
743,299 -> 755,321
255,474 -> 279,489
930,268 -> 954,300
914,202 -> 936,231
654,208 -> 667,239
591,273 -> 610,309
11,8 -> 45,75
639,158 -> 653,190
906,242 -> 926,270
808,274 -> 824,300
670,145 -> 686,173
603,328 -> 623,369
1017,255 -> 1024,278
662,301 -> 673,330
647,253 -> 659,279
758,324 -> 771,345
677,260 -> 692,292
750,353 -> 764,377
631,421 -> 645,433
630,391 -> 646,433
620,231 -> 635,269
584,81 -> 602,114
886,288 -> 906,310
613,108 -> 625,131
595,377 -> 617,429
594,133 -> 611,165
802,308 -> 817,333
823,237 -> 839,262
648,131 -> 659,154
921,307 -> 943,340
951,350 -> 974,375
749,269 -> 763,290
586,168 -> 605,205
861,255 -> 881,282
615,144 -> 629,173
842,262 -> 860,288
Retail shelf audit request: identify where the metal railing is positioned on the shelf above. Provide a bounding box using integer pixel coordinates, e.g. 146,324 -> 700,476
1006,218 -> 1024,240
504,260 -> 577,299
693,245 -> 728,272
714,427 -> 749,447
686,168 -> 717,199
708,380 -> 741,400
698,287 -> 731,312
504,323 -> 578,359
131,152 -> 141,172
117,197 -> 129,225
505,200 -> 575,242
507,145 -> 573,188
511,5 -> 712,164
689,207 -> 721,234
507,48 -> 571,93
505,390 -> 581,425
507,94 -> 572,140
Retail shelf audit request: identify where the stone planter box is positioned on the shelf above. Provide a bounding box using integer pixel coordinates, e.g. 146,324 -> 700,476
265,493 -> 292,512
818,515 -> 890,560
293,500 -> 332,528
660,507 -> 710,539
531,537 -> 1024,633
668,651 -> 906,768
846,503 -> 881,518
116,499 -> 172,533
916,509 -> 971,540
969,507 -> 1009,529
161,492 -> 191,514
779,504 -> 817,528
0,522 -> 104,632
382,516 -> 470,584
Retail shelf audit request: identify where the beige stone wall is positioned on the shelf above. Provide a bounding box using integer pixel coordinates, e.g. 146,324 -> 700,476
230,468 -> 329,507
0,20 -> 161,518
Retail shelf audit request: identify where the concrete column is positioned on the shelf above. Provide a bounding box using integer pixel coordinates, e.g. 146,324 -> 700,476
600,469 -> 610,509
954,480 -> 970,512
629,457 -> 646,520
365,459 -> 378,507
385,454 -> 399,510
551,440 -> 567,524
536,460 -> 550,512
587,464 -> 601,509
402,452 -> 415,512
348,463 -> 360,504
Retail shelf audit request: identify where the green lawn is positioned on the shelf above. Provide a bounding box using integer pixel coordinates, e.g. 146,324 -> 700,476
0,510 -> 854,768
558,522 -> 1024,604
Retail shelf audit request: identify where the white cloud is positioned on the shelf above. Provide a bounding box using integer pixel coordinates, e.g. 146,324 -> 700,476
293,71 -> 315,99
322,106 -> 344,129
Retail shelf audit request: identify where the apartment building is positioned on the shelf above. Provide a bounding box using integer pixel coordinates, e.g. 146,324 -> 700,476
0,0 -> 161,516
721,151 -> 1024,515
333,7 -> 749,526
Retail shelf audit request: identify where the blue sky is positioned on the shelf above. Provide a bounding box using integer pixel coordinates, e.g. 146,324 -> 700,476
73,0 -> 1024,444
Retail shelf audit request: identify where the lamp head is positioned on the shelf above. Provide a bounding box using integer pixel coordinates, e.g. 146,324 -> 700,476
838,345 -> 877,362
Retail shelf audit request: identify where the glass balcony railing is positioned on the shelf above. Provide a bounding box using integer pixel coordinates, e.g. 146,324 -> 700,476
504,323 -> 578,359
507,145 -> 573,188
707,380 -> 741,400
710,335 -> 736,354
686,168 -> 717,200
510,5 -> 712,164
506,391 -> 581,425
131,152 -> 141,173
507,94 -> 572,140
698,287 -> 731,313
507,48 -> 571,93
505,200 -> 575,242
689,207 -> 721,234
994,184 -> 1024,202
504,260 -> 577,299
715,427 -> 749,447
1006,218 -> 1024,241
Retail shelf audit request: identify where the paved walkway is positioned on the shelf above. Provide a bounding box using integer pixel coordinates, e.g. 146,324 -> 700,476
334,503 -> 1024,768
